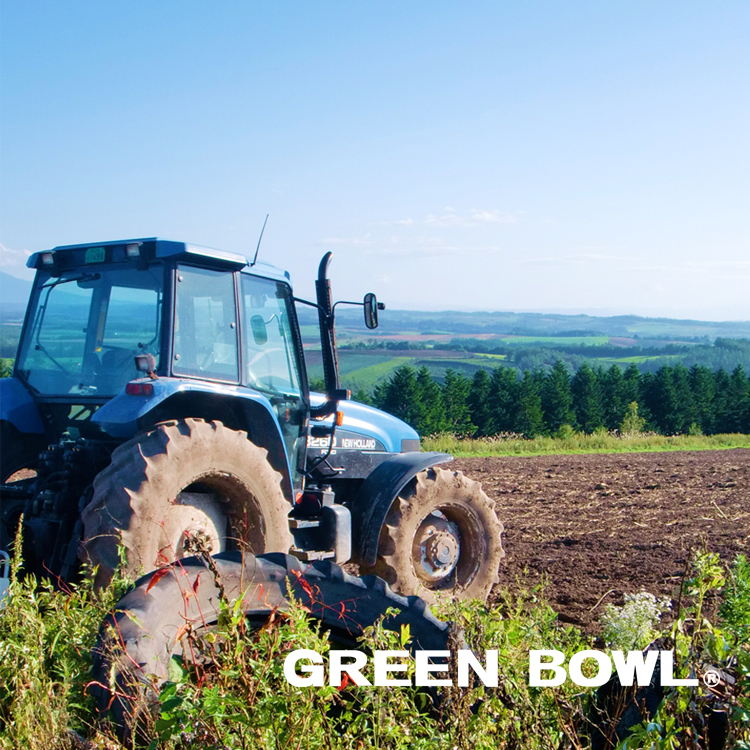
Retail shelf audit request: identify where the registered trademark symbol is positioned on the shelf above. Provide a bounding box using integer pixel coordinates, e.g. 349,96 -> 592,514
702,669 -> 721,688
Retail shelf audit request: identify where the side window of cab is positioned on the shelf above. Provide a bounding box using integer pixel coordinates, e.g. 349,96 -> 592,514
173,265 -> 239,382
240,274 -> 301,395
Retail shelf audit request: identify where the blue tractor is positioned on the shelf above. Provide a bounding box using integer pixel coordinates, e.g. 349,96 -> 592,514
0,238 -> 504,604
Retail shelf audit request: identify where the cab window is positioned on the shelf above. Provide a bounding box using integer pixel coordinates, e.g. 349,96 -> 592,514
173,266 -> 239,382
240,275 -> 301,395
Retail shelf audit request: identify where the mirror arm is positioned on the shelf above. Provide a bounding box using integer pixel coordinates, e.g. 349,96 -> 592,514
293,296 -> 322,311
332,300 -> 363,309
294,296 -> 334,325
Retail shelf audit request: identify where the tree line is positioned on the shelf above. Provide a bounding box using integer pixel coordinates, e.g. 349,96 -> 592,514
365,361 -> 750,438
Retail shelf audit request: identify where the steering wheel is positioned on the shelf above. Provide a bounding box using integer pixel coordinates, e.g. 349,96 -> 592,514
197,348 -> 215,372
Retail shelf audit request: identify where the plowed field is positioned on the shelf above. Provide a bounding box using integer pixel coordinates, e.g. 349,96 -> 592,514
451,449 -> 750,634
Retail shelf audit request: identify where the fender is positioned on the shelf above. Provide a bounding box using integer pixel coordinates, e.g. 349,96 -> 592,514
350,451 -> 452,566
0,377 -> 45,434
92,377 -> 295,500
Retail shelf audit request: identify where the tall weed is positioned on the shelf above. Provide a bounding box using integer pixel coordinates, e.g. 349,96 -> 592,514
0,529 -> 130,749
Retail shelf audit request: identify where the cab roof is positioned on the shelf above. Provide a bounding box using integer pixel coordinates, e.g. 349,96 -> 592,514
27,237 -> 291,284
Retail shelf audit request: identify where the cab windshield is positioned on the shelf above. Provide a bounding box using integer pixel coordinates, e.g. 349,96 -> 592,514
16,263 -> 164,396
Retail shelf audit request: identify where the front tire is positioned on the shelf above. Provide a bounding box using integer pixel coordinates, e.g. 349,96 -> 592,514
361,467 -> 504,604
81,418 -> 293,585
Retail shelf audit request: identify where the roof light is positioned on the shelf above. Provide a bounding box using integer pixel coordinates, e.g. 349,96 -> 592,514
40,252 -> 55,266
125,243 -> 141,258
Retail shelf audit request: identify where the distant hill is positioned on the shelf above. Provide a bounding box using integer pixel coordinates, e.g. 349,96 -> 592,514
0,272 -> 33,307
298,306 -> 750,388
1,273 -> 748,367
311,307 -> 750,342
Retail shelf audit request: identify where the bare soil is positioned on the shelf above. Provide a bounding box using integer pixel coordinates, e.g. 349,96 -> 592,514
451,449 -> 750,635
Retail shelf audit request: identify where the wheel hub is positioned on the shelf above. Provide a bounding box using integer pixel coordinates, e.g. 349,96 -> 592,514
412,512 -> 461,583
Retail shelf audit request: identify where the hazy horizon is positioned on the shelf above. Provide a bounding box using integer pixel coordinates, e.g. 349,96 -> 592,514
1,269 -> 747,325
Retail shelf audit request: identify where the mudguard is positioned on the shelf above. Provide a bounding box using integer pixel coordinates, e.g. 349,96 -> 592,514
92,377 -> 295,499
0,377 -> 45,434
350,450 -> 452,566
93,378 -> 282,433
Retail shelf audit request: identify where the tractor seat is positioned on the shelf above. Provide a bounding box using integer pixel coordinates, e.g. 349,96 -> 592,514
96,348 -> 137,393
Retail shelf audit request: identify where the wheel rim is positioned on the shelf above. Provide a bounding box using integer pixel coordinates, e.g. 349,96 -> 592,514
410,502 -> 486,590
168,490 -> 227,562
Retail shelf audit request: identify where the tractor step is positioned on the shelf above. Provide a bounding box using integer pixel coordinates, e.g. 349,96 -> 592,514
288,518 -> 321,530
290,548 -> 336,562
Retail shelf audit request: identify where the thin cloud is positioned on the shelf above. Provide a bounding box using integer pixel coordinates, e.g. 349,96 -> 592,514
515,252 -> 620,266
318,233 -> 375,246
365,236 -> 505,259
423,208 -> 522,227
0,243 -> 31,269
619,260 -> 750,274
387,208 -> 523,228
513,254 -> 750,279
469,209 -> 520,224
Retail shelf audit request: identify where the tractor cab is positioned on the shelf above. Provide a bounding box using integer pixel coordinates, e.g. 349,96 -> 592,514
17,239 -> 303,399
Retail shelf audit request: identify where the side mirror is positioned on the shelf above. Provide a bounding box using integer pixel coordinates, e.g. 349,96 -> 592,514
364,293 -> 380,329
250,315 -> 268,345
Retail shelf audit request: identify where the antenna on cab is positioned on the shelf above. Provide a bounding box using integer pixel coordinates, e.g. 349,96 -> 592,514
250,214 -> 269,266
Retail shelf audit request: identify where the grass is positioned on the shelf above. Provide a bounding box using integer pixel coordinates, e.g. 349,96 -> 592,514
0,550 -> 132,749
1,545 -> 749,748
422,431 -> 750,457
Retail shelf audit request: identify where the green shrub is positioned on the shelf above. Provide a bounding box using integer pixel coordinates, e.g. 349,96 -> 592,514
146,580 -> 592,750
553,423 -> 576,440
619,401 -> 646,437
687,421 -> 704,436
621,552 -> 750,749
720,554 -> 750,645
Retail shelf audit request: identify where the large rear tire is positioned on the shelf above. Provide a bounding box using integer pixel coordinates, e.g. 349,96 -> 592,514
360,467 -> 504,604
81,419 -> 293,586
91,551 -> 450,742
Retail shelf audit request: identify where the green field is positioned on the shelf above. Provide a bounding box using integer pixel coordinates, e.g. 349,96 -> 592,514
307,351 -> 506,389
338,355 -> 415,389
422,431 -> 750,456
494,335 -> 610,346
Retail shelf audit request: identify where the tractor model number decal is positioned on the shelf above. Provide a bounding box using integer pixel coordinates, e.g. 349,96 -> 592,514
307,436 -> 337,449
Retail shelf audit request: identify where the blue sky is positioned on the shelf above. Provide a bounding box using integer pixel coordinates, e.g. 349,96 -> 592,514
2,2 -> 749,319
